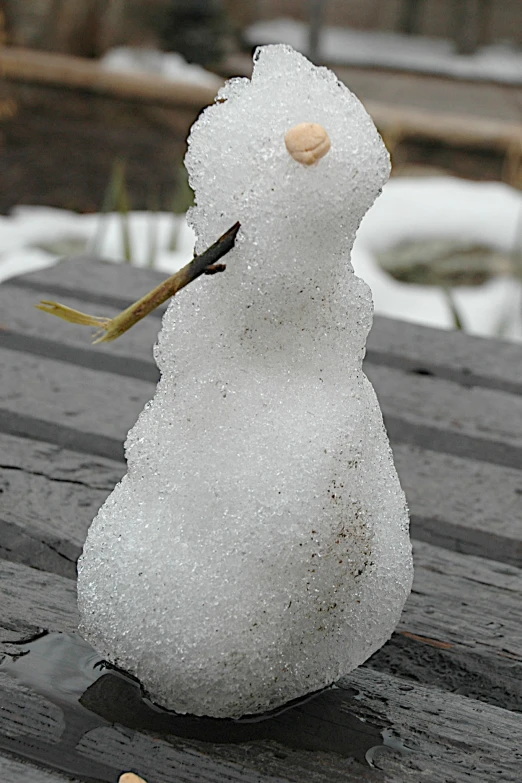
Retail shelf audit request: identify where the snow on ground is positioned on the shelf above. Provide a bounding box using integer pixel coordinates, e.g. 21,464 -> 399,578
246,19 -> 522,85
0,208 -> 196,282
1,177 -> 521,341
101,47 -> 222,89
353,177 -> 522,341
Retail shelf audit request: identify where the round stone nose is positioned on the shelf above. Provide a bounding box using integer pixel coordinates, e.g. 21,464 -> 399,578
284,122 -> 331,166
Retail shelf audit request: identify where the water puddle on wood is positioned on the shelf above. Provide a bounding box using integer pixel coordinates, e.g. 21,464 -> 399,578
0,631 -> 403,780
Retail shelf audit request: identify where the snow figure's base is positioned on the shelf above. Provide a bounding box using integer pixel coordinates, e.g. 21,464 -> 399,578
2,632 -> 399,764
77,44 -> 413,719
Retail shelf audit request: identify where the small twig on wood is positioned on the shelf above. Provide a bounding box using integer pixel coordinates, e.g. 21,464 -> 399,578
36,222 -> 240,343
400,631 -> 453,650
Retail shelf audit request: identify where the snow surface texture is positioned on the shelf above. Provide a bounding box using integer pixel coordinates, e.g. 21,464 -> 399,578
246,19 -> 522,85
77,44 -> 413,718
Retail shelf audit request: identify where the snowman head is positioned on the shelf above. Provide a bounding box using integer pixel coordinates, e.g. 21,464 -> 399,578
186,45 -> 390,268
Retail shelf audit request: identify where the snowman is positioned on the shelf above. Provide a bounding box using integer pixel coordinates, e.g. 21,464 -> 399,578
77,45 -> 413,719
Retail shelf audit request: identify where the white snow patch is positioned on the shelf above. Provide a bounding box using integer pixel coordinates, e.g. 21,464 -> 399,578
0,207 -> 195,284
246,19 -> 522,84
1,181 -> 520,340
101,47 -> 222,89
352,176 -> 522,341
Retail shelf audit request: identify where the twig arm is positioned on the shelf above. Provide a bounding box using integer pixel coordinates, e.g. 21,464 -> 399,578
36,222 -> 240,343
96,221 -> 240,342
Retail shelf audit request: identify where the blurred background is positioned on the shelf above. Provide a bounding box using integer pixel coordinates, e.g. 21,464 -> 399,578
0,0 -> 521,339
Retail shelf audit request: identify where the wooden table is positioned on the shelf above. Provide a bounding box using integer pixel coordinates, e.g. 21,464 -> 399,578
0,257 -> 521,782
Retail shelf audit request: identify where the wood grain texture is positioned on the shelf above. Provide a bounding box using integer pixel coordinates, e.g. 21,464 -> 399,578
3,302 -> 522,464
6,257 -> 522,392
0,675 -> 65,744
365,362 -> 522,455
1,541 -> 521,710
1,431 -> 522,579
4,255 -> 169,308
0,434 -> 123,577
394,443 -> 522,564
343,667 -> 522,782
369,316 -> 522,395
0,754 -> 81,783
0,348 -> 154,459
372,541 -> 522,711
0,674 -> 380,783
0,643 -> 520,783
1,257 -> 521,781
0,560 -> 78,646
192,667 -> 522,782
0,288 -> 160,382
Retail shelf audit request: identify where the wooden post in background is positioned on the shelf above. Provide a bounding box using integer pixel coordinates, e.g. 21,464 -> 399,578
308,0 -> 325,63
454,0 -> 490,55
398,0 -> 424,35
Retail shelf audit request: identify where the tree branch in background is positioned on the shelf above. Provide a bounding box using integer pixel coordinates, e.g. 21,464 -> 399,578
36,222 -> 240,343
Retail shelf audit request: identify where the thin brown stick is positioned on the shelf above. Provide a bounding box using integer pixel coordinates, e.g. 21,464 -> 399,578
36,222 -> 240,343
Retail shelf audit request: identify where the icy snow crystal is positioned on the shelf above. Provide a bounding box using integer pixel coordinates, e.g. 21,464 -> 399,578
77,45 -> 413,719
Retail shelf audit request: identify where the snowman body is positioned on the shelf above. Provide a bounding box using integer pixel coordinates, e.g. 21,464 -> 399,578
78,45 -> 413,719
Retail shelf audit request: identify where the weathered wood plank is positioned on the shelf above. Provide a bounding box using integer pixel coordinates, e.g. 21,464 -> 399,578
344,667 -> 522,782
6,257 -> 522,393
2,426 -> 522,577
0,552 -> 520,779
369,316 -> 522,396
4,256 -> 168,311
0,673 -> 379,783
0,434 -> 123,577
0,348 -> 155,460
369,540 -> 522,711
366,362 -> 522,452
70,681 -> 522,783
0,433 -> 123,489
0,675 -> 65,745
0,560 -> 77,645
394,443 -> 522,565
2,326 -> 522,471
0,286 -> 160,382
1,258 -> 520,782
0,754 -> 81,783
0,634 -> 520,783
1,538 -> 521,711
